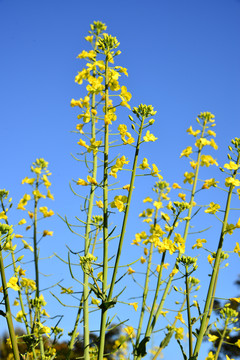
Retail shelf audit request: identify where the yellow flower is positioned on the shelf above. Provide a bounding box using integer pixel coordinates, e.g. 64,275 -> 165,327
210,138 -> 218,150
33,189 -> 46,200
109,156 -> 129,178
140,256 -> 146,264
178,193 -> 186,201
129,302 -> 138,311
78,138 -> 89,150
13,299 -> 19,306
15,234 -> 23,238
27,211 -> 34,219
127,267 -> 135,275
195,138 -> 211,148
202,178 -> 219,189
208,334 -> 218,342
205,351 -> 215,360
143,130 -> 158,142
18,218 -> 26,225
161,212 -> 170,222
151,164 -> 162,179
42,174 -> 51,188
224,161 -> 239,171
22,240 -> 34,252
183,172 -> 195,184
153,201 -> 163,209
187,126 -> 200,137
169,268 -> 179,277
17,194 -> 31,210
77,50 -> 96,60
205,202 -> 220,214
234,242 -> 240,256
122,184 -> 132,191
175,312 -> 185,324
21,177 -> 35,185
110,195 -> 128,212
180,146 -> 193,158
7,277 -> 20,291
96,200 -> 103,208
60,287 -> 73,294
200,155 -> 218,167
172,183 -> 181,189
77,179 -> 88,186
139,158 -> 150,170
226,355 -> 235,360
207,130 -> 216,137
91,297 -> 101,306
225,177 -> 240,187
41,309 -> 50,317
0,211 -> 7,220
16,310 -> 25,322
190,160 -> 198,169
87,176 -> 98,185
229,297 -> 240,303
225,223 -> 235,235
192,238 -> 207,249
175,327 -> 184,340
39,207 -> 54,217
124,326 -> 135,338
47,189 -> 54,200
207,254 -> 214,264
43,230 -> 53,237
235,339 -> 240,348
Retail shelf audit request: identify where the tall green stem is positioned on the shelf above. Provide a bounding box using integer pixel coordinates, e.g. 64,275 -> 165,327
33,176 -> 45,360
185,265 -> 193,358
98,55 -> 109,360
0,248 -> 20,360
135,241 -> 154,349
193,152 -> 240,358
107,115 -> 145,301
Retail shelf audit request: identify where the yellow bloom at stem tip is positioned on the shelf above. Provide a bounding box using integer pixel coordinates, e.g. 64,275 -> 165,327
43,230 -> 53,237
129,302 -> 138,311
225,177 -> 240,188
208,334 -> 218,342
192,238 -> 207,249
187,126 -> 200,137
127,267 -> 135,275
22,239 -> 34,252
224,161 -> 239,171
96,200 -> 103,208
143,130 -> 158,142
139,158 -> 150,170
87,176 -> 98,185
205,351 -> 215,360
7,277 -> 20,291
180,146 -> 193,158
205,202 -> 220,214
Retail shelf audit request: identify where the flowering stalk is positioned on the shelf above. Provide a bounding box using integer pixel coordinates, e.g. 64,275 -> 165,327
0,226 -> 20,360
193,139 -> 240,358
97,54 -> 110,360
185,265 -> 193,358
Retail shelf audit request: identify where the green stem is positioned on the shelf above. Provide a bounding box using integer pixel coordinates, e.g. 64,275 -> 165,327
107,115 -> 145,301
151,298 -> 187,360
185,266 -> 193,358
0,247 -> 20,360
135,241 -> 154,349
214,319 -> 228,360
98,55 -> 109,360
193,152 -> 240,358
33,176 -> 45,360
144,215 -> 179,341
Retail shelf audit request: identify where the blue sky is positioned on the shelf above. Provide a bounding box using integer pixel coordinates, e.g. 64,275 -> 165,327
1,0 -> 240,358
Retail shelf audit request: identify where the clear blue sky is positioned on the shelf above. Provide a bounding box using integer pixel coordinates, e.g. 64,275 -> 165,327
1,0 -> 240,358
